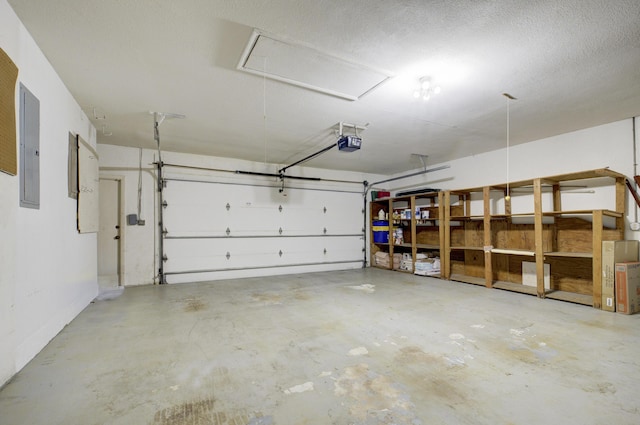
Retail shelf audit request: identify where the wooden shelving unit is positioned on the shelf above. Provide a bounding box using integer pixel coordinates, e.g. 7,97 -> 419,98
370,197 -> 392,270
370,168 -> 626,309
370,192 -> 446,275
371,169 -> 626,308
442,168 -> 626,308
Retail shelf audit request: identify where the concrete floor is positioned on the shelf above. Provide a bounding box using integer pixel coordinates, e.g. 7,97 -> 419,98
1,268 -> 639,425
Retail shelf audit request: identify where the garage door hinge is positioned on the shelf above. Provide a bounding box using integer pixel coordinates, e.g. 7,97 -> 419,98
278,205 -> 283,212
162,254 -> 168,262
162,228 -> 168,236
279,250 -> 283,257
279,227 -> 283,235
162,180 -> 167,188
226,203 -> 231,211
226,227 -> 231,236
226,252 -> 231,260
323,227 -> 327,235
162,200 -> 168,208
323,207 -> 327,213
324,248 -> 327,254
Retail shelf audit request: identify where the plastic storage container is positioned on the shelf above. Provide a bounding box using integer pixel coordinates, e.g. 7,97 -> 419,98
372,220 -> 389,243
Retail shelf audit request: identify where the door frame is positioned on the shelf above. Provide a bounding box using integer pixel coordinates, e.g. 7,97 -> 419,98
98,175 -> 126,286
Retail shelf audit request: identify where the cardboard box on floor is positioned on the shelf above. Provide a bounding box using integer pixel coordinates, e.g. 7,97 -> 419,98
615,262 -> 640,315
602,241 -> 639,312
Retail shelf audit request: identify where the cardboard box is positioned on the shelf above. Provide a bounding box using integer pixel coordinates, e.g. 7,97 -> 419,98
602,241 -> 638,312
615,262 -> 640,315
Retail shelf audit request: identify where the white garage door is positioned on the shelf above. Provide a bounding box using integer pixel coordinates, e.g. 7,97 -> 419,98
161,176 -> 364,283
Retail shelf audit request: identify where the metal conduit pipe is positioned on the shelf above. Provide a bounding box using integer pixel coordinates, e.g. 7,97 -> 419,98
235,169 -> 320,181
163,177 -> 362,194
158,162 -> 364,185
365,164 -> 451,196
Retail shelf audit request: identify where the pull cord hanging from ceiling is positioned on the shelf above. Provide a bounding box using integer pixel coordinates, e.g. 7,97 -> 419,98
263,56 -> 268,165
503,93 -> 516,201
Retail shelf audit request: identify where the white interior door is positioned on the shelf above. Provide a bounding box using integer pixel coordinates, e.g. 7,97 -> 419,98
98,178 -> 121,287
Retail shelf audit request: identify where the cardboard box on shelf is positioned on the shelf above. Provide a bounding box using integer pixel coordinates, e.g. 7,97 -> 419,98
602,241 -> 638,312
615,262 -> 640,315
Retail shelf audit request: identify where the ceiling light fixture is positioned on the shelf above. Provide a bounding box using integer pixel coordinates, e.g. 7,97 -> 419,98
413,77 -> 441,101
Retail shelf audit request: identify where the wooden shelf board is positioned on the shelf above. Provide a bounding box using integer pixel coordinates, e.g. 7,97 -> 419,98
544,291 -> 593,306
601,210 -> 624,218
544,251 -> 593,258
392,268 -> 414,274
450,246 -> 484,251
490,213 -> 536,218
450,274 -> 486,286
416,244 -> 440,249
392,196 -> 412,202
541,168 -> 625,182
492,281 -> 538,296
392,243 -> 413,248
373,242 -> 390,246
542,209 -> 622,218
491,248 -> 535,256
415,272 -> 442,278
450,215 -> 485,220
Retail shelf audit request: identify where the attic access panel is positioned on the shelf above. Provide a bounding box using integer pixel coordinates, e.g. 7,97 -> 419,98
238,30 -> 393,101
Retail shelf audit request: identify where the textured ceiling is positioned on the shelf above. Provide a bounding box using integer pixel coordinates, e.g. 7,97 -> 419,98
7,0 -> 640,174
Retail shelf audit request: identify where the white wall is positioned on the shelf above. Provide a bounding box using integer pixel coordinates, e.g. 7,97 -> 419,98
2,0 -> 637,388
383,118 -> 639,239
100,119 -> 639,286
98,144 -> 384,285
0,0 -> 98,387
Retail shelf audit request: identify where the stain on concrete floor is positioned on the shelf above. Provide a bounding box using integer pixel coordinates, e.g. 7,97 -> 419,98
183,297 -> 208,312
152,399 -> 253,425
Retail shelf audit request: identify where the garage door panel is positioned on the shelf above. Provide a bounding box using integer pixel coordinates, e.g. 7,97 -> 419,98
227,205 -> 282,236
161,176 -> 364,281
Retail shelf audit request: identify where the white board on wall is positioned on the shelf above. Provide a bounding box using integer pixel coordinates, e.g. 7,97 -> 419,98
522,261 -> 550,290
78,136 -> 99,233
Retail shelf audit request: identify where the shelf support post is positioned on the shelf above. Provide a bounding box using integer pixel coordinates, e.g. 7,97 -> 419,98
617,177 -> 627,235
443,191 -> 451,279
483,186 -> 492,288
533,178 -> 545,298
438,191 -> 447,279
592,209 -> 603,309
410,196 -> 417,273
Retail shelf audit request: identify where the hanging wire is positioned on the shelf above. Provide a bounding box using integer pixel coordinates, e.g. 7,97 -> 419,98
506,96 -> 510,198
137,147 -> 143,219
263,57 -> 268,164
503,93 -> 516,199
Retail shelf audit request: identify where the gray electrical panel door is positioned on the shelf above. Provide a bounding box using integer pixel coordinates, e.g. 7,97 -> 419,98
19,83 -> 40,209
